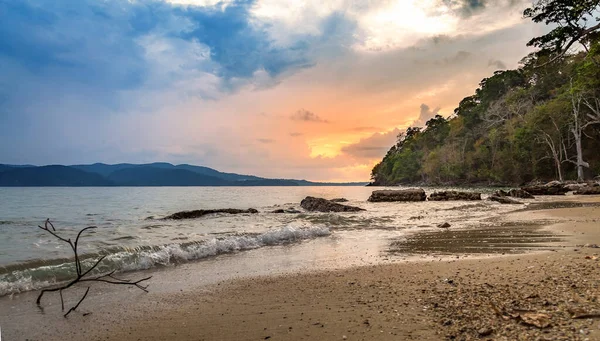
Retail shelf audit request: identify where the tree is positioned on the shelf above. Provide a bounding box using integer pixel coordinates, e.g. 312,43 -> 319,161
524,0 -> 600,63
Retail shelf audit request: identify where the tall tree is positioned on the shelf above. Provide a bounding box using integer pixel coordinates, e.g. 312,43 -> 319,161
524,0 -> 600,63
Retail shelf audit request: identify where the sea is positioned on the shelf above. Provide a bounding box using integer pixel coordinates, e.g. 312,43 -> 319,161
0,186 -> 524,296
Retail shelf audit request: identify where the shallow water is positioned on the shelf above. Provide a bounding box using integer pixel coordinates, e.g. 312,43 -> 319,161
0,186 -> 535,295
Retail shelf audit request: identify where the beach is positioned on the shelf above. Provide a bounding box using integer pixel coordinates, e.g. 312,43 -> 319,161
1,195 -> 599,340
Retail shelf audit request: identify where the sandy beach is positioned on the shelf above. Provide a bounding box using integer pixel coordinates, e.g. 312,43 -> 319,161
2,196 -> 600,341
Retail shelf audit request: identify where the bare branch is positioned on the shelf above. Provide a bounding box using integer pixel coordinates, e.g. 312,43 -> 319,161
36,220 -> 152,317
64,287 -> 90,318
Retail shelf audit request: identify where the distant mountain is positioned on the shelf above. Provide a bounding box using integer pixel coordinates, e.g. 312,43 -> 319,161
0,165 -> 113,186
72,162 -> 264,181
106,167 -> 231,186
0,163 -> 368,187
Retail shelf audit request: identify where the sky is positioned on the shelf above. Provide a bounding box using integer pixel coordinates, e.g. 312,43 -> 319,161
0,0 -> 547,181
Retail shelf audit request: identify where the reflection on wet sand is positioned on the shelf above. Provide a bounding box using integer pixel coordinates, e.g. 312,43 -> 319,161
388,224 -> 568,255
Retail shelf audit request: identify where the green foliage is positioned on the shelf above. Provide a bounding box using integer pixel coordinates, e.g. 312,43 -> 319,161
524,0 -> 600,57
370,37 -> 600,186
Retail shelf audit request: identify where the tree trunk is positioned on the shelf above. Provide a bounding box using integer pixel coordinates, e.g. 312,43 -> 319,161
572,127 -> 588,181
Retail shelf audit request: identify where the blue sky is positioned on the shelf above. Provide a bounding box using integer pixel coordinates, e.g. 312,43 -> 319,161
0,0 -> 545,181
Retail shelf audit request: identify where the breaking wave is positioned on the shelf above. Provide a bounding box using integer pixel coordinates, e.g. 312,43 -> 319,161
0,225 -> 330,296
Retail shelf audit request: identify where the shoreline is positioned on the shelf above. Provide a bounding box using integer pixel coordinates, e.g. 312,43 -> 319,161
2,196 -> 600,340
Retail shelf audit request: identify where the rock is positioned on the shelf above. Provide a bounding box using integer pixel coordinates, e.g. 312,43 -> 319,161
575,186 -> 600,195
367,189 -> 426,202
271,208 -> 302,214
508,189 -> 534,199
428,191 -> 481,201
300,196 -> 365,212
565,183 -> 589,191
438,222 -> 451,228
493,190 -> 509,197
162,208 -> 258,220
521,182 -> 569,195
330,198 -> 349,202
478,327 -> 493,336
489,195 -> 522,204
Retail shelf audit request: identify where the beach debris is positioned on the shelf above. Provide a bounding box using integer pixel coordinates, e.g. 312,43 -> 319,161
428,191 -> 481,201
367,189 -> 426,202
568,307 -> 600,319
330,198 -> 349,202
36,219 -> 151,317
162,208 -> 259,220
519,312 -> 552,328
521,181 -> 569,195
508,189 -> 535,199
477,326 -> 493,336
409,215 -> 424,220
300,196 -> 365,212
437,222 -> 451,228
488,195 -> 522,205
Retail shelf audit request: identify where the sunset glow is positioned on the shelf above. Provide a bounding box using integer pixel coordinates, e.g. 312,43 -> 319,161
0,0 -> 540,181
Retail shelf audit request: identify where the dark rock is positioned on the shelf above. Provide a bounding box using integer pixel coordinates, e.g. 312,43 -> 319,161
428,191 -> 481,201
162,208 -> 259,220
438,222 -> 451,228
521,181 -> 569,195
489,195 -> 522,204
271,208 -> 302,214
508,189 -> 534,199
493,190 -> 509,197
300,196 -> 365,212
330,198 -> 349,203
575,186 -> 600,195
368,189 -> 426,202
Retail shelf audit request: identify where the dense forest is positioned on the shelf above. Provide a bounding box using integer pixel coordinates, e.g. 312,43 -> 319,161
371,0 -> 600,186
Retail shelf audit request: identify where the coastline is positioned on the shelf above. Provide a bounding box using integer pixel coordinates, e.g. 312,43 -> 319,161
2,196 -> 600,340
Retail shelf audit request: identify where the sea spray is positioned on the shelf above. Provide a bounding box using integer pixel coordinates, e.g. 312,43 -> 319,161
0,225 -> 331,296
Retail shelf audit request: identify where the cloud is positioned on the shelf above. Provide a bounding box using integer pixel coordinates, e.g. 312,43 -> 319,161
413,104 -> 441,127
488,59 -> 507,69
0,0 -> 545,181
290,109 -> 329,123
341,128 -> 401,160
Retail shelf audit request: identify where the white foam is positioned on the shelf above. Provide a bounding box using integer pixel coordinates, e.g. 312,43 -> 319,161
0,226 -> 331,296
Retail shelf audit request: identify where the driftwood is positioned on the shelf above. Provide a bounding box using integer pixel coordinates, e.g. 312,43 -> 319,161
36,219 -> 151,317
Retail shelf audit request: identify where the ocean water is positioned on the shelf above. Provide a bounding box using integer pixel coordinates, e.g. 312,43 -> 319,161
0,186 -> 520,296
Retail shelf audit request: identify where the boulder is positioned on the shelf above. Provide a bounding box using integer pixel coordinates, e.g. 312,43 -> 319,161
508,189 -> 534,199
162,208 -> 258,220
489,195 -> 522,205
438,222 -> 451,228
330,198 -> 349,203
368,189 -> 426,202
428,191 -> 481,201
300,196 -> 365,212
521,181 -> 568,195
493,190 -> 509,197
574,186 -> 600,195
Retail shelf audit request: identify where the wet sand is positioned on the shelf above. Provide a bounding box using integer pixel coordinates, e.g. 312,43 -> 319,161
2,196 -> 600,340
